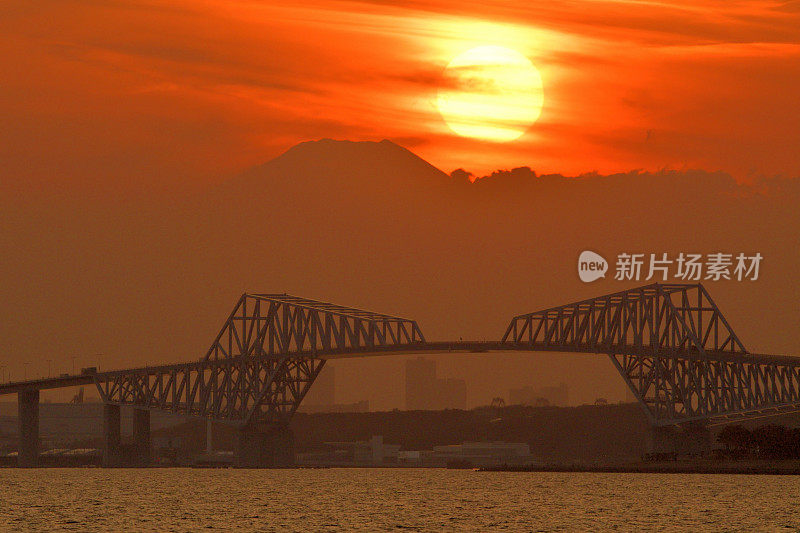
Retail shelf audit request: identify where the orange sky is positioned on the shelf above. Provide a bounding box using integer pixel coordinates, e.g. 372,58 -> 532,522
3,0 -> 800,193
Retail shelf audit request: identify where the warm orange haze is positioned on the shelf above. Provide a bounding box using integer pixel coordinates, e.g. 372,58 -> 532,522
1,0 -> 799,408
1,0 -> 800,529
1,0 -> 799,411
4,0 -> 800,194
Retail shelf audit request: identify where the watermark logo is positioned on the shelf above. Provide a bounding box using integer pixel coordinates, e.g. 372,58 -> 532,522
578,251 -> 763,282
578,250 -> 608,282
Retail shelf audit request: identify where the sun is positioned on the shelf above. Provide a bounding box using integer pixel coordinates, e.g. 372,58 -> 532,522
436,46 -> 544,142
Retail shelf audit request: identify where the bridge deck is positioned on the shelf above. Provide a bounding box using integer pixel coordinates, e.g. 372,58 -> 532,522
0,341 -> 796,395
4,285 -> 798,466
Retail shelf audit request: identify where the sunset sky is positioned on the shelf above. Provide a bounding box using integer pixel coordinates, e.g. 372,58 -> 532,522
3,0 -> 800,195
2,1 -> 800,406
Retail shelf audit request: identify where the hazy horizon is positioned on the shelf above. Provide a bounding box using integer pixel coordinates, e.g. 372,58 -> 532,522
2,138 -> 797,409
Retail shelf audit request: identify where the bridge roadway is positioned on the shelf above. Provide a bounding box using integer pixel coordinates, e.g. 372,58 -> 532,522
2,283 -> 798,467
0,341 -> 797,396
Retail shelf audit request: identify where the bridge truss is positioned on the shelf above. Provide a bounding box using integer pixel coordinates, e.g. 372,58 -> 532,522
2,284 -> 798,432
97,294 -> 424,429
502,283 -> 800,425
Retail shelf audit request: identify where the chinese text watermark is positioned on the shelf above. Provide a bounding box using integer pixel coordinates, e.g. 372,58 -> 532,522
579,251 -> 762,282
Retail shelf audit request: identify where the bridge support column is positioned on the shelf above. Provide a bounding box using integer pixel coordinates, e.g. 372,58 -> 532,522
236,425 -> 294,468
17,390 -> 39,468
102,404 -> 122,467
132,409 -> 151,466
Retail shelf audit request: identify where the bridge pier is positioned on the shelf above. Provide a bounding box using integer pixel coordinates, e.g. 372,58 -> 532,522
236,425 -> 294,468
102,404 -> 122,467
17,390 -> 39,468
132,409 -> 151,466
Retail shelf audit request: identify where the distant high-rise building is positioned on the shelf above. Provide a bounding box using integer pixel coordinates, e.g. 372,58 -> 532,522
405,357 -> 437,410
300,366 -> 370,413
405,357 -> 466,410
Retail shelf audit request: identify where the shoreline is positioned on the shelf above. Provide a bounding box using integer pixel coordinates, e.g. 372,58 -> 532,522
478,461 -> 800,475
3,460 -> 800,475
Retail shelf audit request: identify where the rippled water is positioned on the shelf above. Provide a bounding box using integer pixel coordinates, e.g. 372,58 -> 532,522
2,468 -> 799,531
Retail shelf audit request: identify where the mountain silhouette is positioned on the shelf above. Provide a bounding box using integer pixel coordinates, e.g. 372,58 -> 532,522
207,139 -> 453,214
244,138 -> 451,189
1,138 -> 798,408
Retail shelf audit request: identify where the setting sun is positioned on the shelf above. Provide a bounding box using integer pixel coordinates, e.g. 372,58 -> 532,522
436,46 -> 544,142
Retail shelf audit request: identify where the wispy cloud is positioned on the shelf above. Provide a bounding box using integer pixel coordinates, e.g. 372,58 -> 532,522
1,0 -> 799,195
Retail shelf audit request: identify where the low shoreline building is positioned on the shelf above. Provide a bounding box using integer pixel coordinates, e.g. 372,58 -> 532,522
297,435 -> 400,465
297,436 -> 532,467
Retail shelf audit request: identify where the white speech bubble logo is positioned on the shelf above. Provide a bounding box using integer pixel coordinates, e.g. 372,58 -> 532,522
578,251 -> 608,282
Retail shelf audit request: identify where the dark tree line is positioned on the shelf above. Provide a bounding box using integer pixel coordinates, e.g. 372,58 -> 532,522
717,424 -> 800,460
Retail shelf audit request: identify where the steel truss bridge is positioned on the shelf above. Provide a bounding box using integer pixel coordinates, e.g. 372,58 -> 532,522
2,283 -> 798,466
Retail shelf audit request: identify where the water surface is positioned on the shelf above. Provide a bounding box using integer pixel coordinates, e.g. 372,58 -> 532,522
2,468 -> 798,531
